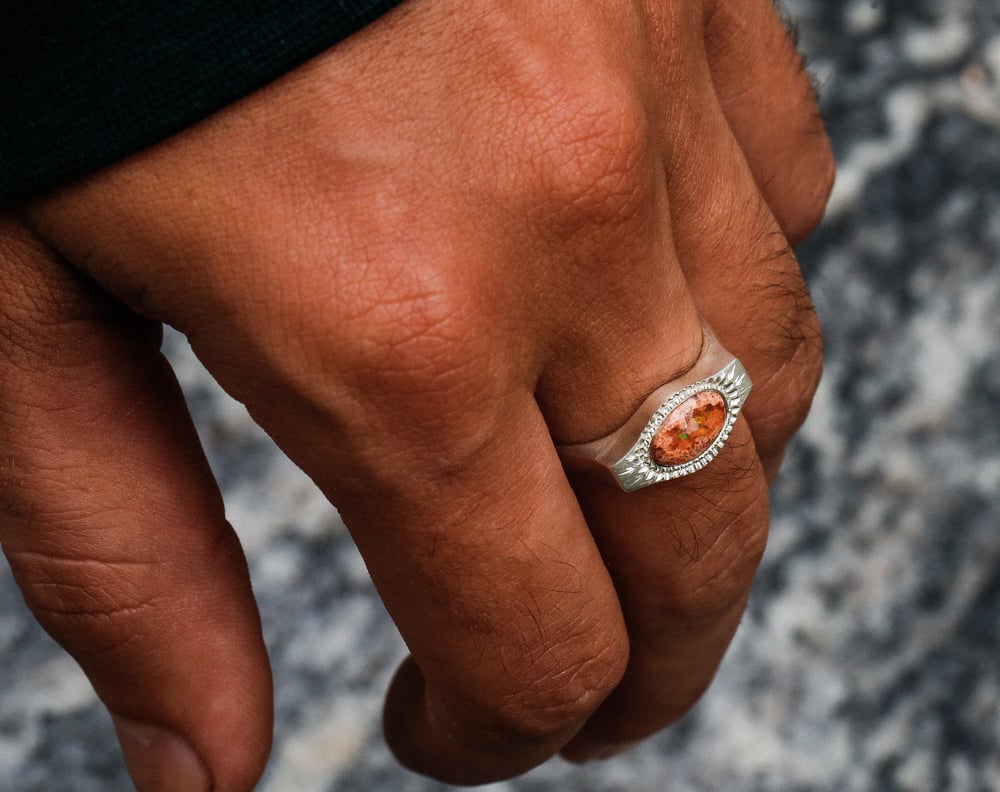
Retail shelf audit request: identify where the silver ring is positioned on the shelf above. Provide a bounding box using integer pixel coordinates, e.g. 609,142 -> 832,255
557,332 -> 752,492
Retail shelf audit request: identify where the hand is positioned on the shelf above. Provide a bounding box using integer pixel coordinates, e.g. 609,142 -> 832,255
0,0 -> 833,788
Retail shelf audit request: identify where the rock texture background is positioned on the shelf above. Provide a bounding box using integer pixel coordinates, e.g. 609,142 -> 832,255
3,1 -> 1000,789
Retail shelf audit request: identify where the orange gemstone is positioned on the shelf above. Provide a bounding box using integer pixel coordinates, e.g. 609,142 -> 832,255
650,390 -> 727,467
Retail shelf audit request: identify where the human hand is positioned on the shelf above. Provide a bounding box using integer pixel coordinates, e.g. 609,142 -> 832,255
0,0 -> 833,788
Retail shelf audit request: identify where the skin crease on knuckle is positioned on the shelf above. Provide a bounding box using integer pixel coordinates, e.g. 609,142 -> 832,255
0,447 -> 235,666
412,605 -> 629,764
658,511 -> 769,630
750,304 -> 824,448
635,452 -> 770,629
268,261 -> 533,498
741,253 -> 825,449
5,549 -> 159,662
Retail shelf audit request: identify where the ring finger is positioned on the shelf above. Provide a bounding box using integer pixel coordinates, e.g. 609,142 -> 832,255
551,5 -> 827,758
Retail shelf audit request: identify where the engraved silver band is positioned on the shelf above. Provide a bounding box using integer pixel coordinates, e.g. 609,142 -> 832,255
557,332 -> 752,492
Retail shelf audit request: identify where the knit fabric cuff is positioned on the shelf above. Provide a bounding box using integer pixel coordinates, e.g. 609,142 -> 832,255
0,0 -> 405,200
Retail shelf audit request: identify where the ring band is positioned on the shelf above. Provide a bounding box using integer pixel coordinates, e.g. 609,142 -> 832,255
557,331 -> 752,492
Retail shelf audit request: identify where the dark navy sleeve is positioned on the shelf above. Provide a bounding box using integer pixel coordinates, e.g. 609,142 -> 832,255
0,0 -> 406,199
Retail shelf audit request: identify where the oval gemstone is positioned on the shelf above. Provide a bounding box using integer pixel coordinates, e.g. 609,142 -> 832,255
650,390 -> 727,467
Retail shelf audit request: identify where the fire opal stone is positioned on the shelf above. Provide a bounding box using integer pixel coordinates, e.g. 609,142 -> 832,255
650,390 -> 727,467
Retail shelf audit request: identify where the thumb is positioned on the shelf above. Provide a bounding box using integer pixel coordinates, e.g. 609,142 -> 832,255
0,217 -> 273,791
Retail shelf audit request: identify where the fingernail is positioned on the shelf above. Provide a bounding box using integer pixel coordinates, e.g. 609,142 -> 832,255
112,716 -> 212,792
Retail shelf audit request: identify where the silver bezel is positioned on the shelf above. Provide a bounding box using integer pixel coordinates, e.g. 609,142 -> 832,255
610,359 -> 751,492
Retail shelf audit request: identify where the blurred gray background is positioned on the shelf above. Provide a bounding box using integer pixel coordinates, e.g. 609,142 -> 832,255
3,1 -> 1000,789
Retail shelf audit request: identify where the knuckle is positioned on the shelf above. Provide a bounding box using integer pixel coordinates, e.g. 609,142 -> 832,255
784,306 -> 825,403
6,549 -> 154,661
676,527 -> 768,623
471,624 -> 628,744
338,296 -> 505,450
245,254 -> 503,409
242,255 -> 520,485
510,639 -> 626,739
785,120 -> 837,244
521,72 -> 654,229
659,478 -> 770,625
348,291 -> 486,399
754,293 -> 825,446
277,257 -> 494,399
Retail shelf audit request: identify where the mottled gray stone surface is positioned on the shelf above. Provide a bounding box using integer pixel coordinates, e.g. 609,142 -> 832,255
3,1 -> 1000,790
